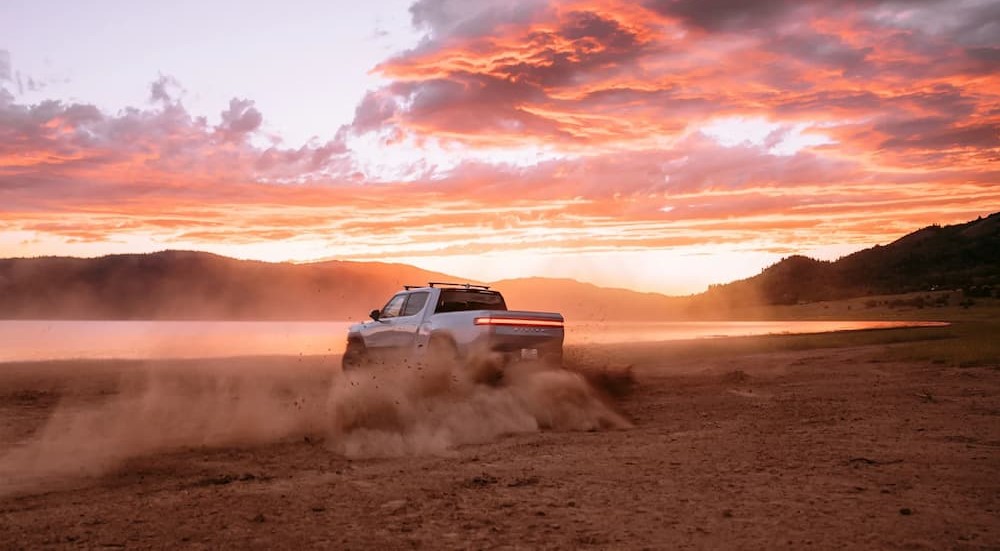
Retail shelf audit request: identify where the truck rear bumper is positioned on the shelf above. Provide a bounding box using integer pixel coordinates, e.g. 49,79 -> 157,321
485,334 -> 563,366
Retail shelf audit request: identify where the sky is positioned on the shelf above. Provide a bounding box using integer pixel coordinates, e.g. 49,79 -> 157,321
1,0 -> 997,295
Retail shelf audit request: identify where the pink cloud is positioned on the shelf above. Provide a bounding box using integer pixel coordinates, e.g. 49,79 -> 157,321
1,0 -> 996,282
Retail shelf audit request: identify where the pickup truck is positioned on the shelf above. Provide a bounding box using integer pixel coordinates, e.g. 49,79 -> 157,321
343,282 -> 564,370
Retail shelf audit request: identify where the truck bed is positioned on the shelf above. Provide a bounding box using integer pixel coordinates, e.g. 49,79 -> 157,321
426,309 -> 564,362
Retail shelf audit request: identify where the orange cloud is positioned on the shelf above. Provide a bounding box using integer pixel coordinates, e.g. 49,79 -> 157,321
1,1 -> 997,293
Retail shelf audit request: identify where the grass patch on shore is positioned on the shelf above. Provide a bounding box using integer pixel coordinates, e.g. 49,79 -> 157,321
880,320 -> 1000,367
568,324 -> 955,370
570,314 -> 998,370
740,293 -> 1000,323
762,295 -> 1000,367
694,294 -> 1000,367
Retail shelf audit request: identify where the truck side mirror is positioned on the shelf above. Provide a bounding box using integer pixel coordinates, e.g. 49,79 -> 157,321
369,309 -> 381,321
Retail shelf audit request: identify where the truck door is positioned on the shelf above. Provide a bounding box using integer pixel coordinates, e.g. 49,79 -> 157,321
387,291 -> 430,349
366,293 -> 406,349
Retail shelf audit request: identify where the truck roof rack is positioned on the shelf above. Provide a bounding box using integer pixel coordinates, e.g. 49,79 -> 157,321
429,282 -> 491,290
404,282 -> 491,290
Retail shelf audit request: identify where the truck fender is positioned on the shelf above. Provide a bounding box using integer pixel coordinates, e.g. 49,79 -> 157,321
413,322 -> 434,350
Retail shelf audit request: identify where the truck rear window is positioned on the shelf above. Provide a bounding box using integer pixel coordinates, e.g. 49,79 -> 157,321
435,289 -> 507,313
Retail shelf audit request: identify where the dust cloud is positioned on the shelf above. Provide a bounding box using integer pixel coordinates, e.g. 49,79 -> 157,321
331,358 -> 629,458
0,356 -> 629,495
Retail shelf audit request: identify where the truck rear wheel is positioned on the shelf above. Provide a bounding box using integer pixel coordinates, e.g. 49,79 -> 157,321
427,335 -> 460,369
541,347 -> 563,368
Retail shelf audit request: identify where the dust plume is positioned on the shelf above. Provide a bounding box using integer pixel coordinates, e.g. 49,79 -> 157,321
0,356 -> 629,495
330,357 -> 629,458
0,362 -> 329,494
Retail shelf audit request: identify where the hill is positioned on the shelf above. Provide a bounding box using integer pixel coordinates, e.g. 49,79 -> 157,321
0,251 -> 680,320
0,251 -> 464,320
1,212 -> 996,320
700,212 -> 1000,307
495,278 -> 686,321
0,252 -> 685,321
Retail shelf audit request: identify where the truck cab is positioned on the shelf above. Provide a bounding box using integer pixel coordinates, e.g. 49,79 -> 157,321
343,283 -> 564,370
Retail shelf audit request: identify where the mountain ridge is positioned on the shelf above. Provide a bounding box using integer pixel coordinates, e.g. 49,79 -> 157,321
1,212 -> 996,320
699,211 -> 1000,307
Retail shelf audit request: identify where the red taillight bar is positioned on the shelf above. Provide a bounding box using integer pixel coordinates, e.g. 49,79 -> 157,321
474,317 -> 564,328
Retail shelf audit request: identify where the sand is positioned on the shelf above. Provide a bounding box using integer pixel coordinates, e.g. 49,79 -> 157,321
0,341 -> 997,549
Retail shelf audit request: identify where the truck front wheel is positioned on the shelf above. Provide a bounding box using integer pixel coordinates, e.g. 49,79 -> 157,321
342,341 -> 369,371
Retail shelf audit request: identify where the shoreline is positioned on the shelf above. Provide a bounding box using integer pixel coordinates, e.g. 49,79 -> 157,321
0,319 -> 954,364
1,330 -> 997,548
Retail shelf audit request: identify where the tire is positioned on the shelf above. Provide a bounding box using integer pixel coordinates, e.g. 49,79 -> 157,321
342,340 -> 368,370
541,346 -> 563,368
427,335 -> 460,369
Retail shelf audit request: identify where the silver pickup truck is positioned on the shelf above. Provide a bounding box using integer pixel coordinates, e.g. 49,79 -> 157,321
343,282 -> 564,370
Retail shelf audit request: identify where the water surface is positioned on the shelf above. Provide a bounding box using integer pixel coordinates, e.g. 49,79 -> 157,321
0,319 -> 947,362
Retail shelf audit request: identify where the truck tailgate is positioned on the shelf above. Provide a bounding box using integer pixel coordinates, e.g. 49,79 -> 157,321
472,310 -> 564,356
472,310 -> 563,326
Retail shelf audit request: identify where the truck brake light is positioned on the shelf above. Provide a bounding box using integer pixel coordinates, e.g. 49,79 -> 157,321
473,317 -> 564,328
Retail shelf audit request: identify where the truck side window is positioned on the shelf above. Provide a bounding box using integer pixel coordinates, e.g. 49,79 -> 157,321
401,292 -> 429,317
380,294 -> 406,319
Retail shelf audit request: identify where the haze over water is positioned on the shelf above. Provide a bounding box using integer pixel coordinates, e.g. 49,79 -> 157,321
0,320 -> 947,363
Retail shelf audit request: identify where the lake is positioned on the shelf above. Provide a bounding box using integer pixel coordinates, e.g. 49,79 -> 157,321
0,319 -> 948,362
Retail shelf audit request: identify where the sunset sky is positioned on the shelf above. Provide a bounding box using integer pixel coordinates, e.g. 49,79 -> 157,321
1,0 -> 997,294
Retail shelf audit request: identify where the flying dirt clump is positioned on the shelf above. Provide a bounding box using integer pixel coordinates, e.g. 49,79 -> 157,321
0,357 -> 629,494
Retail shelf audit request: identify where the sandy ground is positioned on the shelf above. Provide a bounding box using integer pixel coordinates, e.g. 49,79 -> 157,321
0,341 -> 998,550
